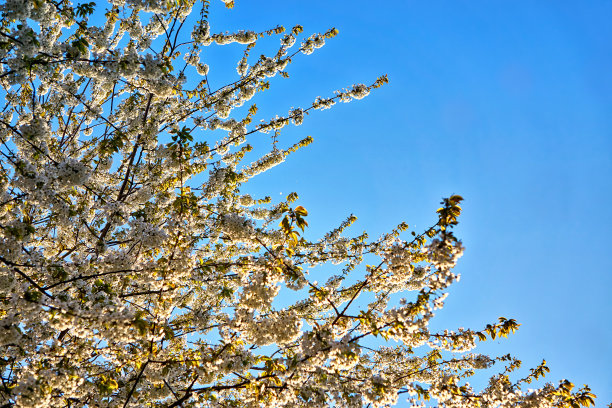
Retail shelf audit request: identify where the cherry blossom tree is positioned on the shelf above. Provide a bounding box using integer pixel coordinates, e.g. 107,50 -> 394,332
0,0 -> 598,407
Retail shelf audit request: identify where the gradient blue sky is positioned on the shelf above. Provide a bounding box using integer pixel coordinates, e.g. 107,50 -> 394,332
200,0 -> 612,404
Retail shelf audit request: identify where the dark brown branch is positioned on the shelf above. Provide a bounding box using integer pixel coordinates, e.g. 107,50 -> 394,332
123,360 -> 149,408
0,255 -> 53,299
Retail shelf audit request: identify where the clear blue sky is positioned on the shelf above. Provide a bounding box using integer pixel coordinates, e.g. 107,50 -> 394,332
203,0 -> 612,404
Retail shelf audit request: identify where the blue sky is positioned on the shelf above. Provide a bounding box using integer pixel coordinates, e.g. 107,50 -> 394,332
203,0 -> 612,404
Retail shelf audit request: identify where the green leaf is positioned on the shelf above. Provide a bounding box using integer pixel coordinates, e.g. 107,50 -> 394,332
294,205 -> 308,216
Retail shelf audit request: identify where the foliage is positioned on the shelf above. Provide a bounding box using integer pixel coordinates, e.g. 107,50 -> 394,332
0,0 -> 596,407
